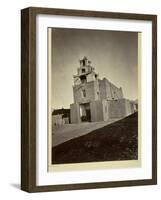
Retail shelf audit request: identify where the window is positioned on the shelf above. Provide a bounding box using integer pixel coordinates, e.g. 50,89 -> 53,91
80,75 -> 87,84
82,89 -> 86,98
82,68 -> 85,73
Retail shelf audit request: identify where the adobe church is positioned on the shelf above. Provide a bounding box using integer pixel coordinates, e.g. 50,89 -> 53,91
70,56 -> 136,123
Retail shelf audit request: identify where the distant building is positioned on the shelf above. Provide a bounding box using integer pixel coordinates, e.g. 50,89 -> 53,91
70,56 -> 136,123
52,108 -> 70,126
52,114 -> 65,127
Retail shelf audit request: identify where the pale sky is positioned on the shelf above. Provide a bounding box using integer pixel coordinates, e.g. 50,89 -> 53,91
51,28 -> 138,109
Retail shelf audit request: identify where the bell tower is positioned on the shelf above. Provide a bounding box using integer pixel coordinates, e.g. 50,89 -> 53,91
71,56 -> 100,123
73,56 -> 99,86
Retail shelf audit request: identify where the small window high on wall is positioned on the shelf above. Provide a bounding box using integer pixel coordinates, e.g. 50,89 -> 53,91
82,89 -> 86,98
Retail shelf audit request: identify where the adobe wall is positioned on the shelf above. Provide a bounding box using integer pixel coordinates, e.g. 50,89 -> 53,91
124,99 -> 134,116
107,99 -> 134,118
102,99 -> 109,121
98,79 -> 107,99
52,114 -> 65,126
70,103 -> 81,123
107,81 -> 123,99
70,99 -> 134,124
99,78 -> 123,100
73,80 -> 99,103
90,100 -> 104,122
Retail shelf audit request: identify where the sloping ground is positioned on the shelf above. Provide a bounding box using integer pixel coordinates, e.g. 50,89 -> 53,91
52,112 -> 138,164
52,118 -> 120,147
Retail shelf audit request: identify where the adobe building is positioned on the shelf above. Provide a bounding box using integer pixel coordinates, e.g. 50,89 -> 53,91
70,56 -> 136,123
52,108 -> 70,126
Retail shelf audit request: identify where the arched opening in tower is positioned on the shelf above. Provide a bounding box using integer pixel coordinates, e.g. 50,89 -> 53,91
80,75 -> 87,84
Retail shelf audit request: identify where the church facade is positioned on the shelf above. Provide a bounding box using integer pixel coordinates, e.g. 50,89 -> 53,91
70,56 -> 137,123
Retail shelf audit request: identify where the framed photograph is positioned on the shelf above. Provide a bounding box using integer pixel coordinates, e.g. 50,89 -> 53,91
21,7 -> 157,192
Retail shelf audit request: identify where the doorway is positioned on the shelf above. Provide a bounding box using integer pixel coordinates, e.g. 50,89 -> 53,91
80,103 -> 91,122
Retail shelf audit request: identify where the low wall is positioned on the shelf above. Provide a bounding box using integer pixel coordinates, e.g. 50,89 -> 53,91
70,99 -> 134,123
107,99 -> 134,118
52,114 -> 65,127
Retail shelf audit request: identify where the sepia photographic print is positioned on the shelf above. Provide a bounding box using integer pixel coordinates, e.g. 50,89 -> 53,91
21,7 -> 157,192
48,27 -> 140,171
